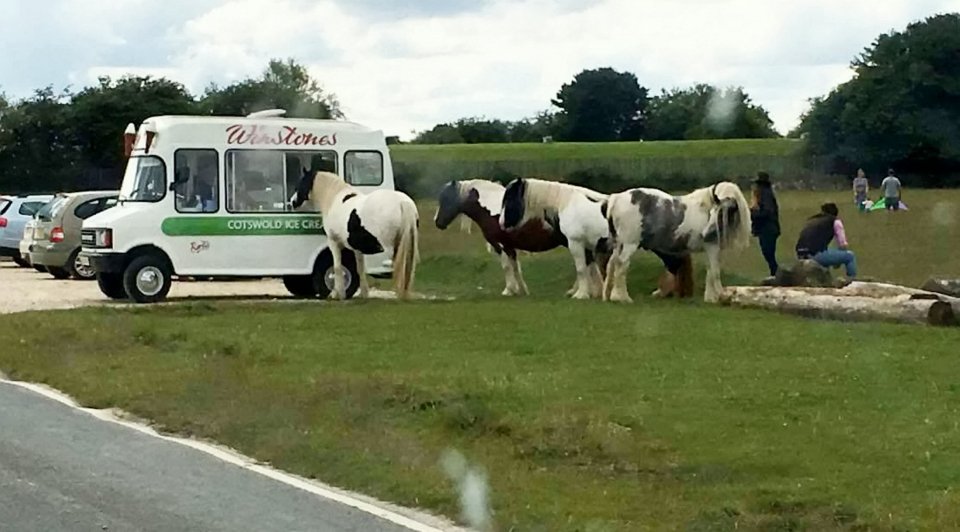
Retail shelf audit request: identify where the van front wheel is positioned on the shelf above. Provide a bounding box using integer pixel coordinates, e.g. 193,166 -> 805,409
97,273 -> 128,300
123,255 -> 172,303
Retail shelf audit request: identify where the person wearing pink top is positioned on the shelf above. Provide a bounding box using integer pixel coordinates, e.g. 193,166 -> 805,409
794,202 -> 858,278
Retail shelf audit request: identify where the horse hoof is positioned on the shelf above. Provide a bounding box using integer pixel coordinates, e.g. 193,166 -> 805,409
570,291 -> 591,300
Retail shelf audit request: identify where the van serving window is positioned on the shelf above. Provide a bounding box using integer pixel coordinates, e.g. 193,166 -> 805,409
345,151 -> 383,186
226,149 -> 336,213
174,149 -> 219,214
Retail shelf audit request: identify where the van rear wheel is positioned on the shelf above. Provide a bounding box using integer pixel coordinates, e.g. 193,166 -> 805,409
313,249 -> 360,300
123,254 -> 173,303
97,273 -> 128,300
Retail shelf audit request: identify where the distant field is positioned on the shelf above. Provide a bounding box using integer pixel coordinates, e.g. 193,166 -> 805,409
391,138 -> 803,161
389,138 -> 825,198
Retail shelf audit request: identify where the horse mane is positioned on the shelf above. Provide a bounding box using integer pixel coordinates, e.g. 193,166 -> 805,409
312,171 -> 353,213
521,179 -> 607,218
710,181 -> 752,250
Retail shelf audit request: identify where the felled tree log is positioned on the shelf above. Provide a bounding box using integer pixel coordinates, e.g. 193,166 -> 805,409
921,278 -> 960,298
723,286 -> 958,327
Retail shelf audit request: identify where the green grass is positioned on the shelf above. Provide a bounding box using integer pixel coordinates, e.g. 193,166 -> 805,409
2,189 -> 960,531
391,138 -> 803,161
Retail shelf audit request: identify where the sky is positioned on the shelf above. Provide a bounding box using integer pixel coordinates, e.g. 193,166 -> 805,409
1,0 -> 958,140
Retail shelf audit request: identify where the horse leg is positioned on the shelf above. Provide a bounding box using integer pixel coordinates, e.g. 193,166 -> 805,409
498,250 -> 519,296
609,242 -> 638,303
508,249 -> 528,295
329,243 -> 346,300
356,252 -> 370,298
568,245 -> 592,300
603,246 -> 619,301
703,244 -> 723,303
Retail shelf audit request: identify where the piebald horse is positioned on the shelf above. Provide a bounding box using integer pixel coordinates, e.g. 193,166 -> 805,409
604,182 -> 751,303
496,178 -> 613,299
291,170 -> 419,300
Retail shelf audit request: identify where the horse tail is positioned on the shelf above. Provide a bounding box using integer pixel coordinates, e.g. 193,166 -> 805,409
725,183 -> 753,251
604,193 -> 621,240
393,197 -> 420,299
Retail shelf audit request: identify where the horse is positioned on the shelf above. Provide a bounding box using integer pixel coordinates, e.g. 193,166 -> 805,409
290,170 -> 419,300
603,182 -> 751,303
435,179 -> 564,296
493,177 -> 614,299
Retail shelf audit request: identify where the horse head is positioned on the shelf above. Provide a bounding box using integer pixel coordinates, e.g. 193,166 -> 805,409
702,182 -> 751,249
434,180 -> 463,230
499,178 -> 527,230
290,167 -> 315,209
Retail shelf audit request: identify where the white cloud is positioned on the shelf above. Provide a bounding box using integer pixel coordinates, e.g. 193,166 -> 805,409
4,0 -> 960,139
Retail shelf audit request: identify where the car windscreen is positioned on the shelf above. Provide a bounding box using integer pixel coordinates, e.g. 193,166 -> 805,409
18,201 -> 46,216
36,197 -> 66,220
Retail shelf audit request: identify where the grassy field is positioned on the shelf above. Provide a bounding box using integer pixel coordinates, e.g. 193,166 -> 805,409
391,139 -> 803,161
390,138 -> 818,198
2,189 -> 960,531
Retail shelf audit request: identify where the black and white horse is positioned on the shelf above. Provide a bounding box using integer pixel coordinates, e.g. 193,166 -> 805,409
291,171 -> 419,300
603,182 -> 751,303
498,178 -> 611,299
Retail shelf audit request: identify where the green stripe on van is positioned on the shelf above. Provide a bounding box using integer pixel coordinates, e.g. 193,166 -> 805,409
161,216 -> 325,236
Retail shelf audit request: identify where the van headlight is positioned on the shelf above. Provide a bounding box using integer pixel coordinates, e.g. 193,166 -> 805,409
82,228 -> 113,248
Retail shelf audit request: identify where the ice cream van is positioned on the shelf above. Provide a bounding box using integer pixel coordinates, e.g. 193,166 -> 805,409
79,110 -> 394,303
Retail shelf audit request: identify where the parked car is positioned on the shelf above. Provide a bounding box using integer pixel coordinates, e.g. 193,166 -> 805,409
18,216 -> 47,271
30,191 -> 118,279
0,194 -> 54,266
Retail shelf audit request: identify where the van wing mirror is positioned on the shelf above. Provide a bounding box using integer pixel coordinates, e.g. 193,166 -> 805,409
170,169 -> 190,192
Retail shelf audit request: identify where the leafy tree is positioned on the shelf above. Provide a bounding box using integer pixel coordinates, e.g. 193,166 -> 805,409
0,87 -> 77,192
201,58 -> 342,119
69,76 -> 198,168
796,13 -> 960,182
509,111 -> 560,142
413,117 -> 511,144
551,67 -> 648,141
645,84 -> 779,140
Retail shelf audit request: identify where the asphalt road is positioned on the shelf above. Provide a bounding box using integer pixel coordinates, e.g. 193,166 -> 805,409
0,382 -> 421,532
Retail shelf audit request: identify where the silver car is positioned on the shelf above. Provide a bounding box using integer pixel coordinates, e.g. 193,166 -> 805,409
0,194 -> 53,267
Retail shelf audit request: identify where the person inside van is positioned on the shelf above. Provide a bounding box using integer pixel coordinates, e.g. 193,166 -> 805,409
795,202 -> 857,279
196,165 -> 218,212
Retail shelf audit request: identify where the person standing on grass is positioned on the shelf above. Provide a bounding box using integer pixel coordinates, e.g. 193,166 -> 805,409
750,171 -> 780,277
853,168 -> 869,211
881,168 -> 902,211
795,202 -> 857,279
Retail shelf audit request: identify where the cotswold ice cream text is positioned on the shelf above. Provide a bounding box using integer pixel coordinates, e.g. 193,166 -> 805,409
226,218 -> 323,231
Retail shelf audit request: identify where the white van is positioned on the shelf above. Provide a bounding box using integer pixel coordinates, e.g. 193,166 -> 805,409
80,110 -> 394,303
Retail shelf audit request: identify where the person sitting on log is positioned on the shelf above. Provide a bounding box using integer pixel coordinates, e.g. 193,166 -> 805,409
795,202 -> 858,279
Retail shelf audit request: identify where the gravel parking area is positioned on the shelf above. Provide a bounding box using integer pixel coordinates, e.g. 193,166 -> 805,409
0,260 -> 298,314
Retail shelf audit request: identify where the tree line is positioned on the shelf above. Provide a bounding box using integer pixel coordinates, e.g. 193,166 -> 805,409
1,12 -> 957,192
0,59 -> 340,193
412,75 -> 779,144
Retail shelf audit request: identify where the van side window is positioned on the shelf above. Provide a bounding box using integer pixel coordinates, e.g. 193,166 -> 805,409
226,150 -> 337,213
174,149 -> 219,214
345,151 -> 383,186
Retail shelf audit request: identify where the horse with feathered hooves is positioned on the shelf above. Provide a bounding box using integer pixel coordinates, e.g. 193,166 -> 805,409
290,170 -> 419,300
603,182 -> 751,303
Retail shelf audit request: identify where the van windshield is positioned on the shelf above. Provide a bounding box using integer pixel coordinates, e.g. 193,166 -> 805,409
121,156 -> 167,202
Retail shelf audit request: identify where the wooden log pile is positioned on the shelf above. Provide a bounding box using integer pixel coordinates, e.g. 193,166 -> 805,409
722,281 -> 960,327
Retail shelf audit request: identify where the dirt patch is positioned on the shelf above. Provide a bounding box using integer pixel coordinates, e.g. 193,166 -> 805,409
0,261 -> 447,314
